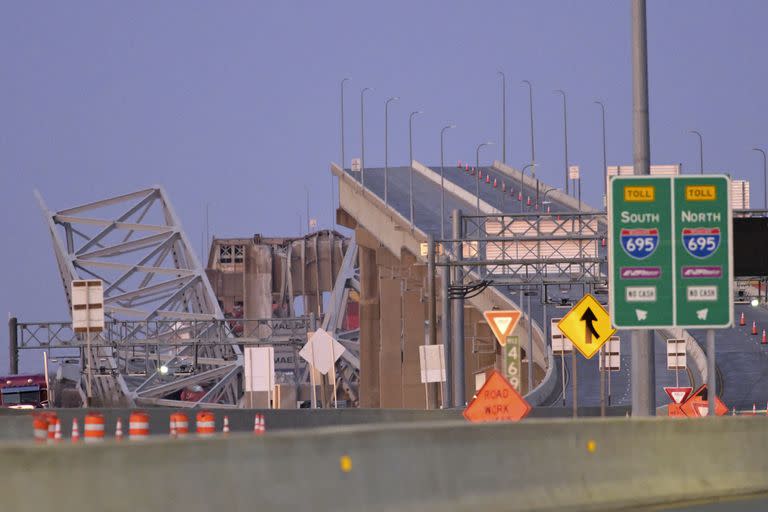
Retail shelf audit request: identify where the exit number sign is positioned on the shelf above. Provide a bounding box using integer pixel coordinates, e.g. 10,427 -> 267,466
608,175 -> 733,329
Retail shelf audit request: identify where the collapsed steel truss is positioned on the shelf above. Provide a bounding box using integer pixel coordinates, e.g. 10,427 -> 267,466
36,187 -> 242,407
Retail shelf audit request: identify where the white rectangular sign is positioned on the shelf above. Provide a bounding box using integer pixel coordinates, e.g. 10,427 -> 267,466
244,346 -> 275,392
551,318 -> 573,354
351,158 -> 362,172
666,339 -> 686,370
419,345 -> 446,383
568,165 -> 580,180
599,336 -> 621,371
71,280 -> 105,332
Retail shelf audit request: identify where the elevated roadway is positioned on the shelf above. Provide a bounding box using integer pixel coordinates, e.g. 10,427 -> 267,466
341,160 -> 766,409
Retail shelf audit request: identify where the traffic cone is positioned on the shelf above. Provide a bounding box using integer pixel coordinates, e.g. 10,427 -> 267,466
485,175 -> 490,184
502,182 -> 506,192
222,416 -> 230,435
762,330 -> 766,345
470,167 -> 475,176
602,238 -> 607,247
457,160 -> 462,168
534,202 -> 539,210
493,178 -> 497,188
526,196 -> 532,206
740,312 -> 746,326
115,417 -> 124,441
260,414 -> 266,434
465,164 -> 469,172
54,418 -> 63,443
547,205 -> 551,213
253,414 -> 260,435
752,321 -> 758,335
478,170 -> 482,179
71,418 -> 80,443
754,404 -> 758,415
518,191 -> 523,201
732,407 -> 737,416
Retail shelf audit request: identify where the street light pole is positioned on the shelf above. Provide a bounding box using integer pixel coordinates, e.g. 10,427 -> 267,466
384,96 -> 399,207
554,89 -> 570,195
498,71 -> 506,164
337,78 -> 350,228
688,130 -> 704,174
409,111 -> 423,228
519,163 -> 536,213
753,148 -> 767,209
595,101 -> 608,210
522,80 -> 537,204
440,124 -> 457,239
475,141 -> 494,215
360,87 -> 372,190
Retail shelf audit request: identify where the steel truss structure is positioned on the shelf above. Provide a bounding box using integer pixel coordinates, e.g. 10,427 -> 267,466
36,187 -> 242,407
453,211 -> 608,287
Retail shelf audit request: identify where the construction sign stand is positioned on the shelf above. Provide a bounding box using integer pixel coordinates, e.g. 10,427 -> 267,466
463,370 -> 532,423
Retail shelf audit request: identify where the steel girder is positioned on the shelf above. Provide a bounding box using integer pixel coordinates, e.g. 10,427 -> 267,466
36,187 -> 242,407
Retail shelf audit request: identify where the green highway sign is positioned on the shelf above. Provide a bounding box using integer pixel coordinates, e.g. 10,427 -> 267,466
608,175 -> 733,329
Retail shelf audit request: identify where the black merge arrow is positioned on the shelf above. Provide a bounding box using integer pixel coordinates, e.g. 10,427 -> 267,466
581,308 -> 600,344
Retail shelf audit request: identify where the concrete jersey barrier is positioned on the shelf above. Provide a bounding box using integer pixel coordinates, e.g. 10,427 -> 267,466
2,417 -> 768,511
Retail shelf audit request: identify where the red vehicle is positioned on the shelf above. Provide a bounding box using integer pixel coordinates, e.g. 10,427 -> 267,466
0,374 -> 49,409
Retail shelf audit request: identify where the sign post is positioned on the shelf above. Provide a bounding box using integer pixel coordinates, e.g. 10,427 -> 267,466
609,175 -> 733,416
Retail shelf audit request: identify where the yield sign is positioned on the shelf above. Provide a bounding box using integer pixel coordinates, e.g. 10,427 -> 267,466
463,370 -> 532,423
557,294 -> 616,359
483,310 -> 522,347
664,386 -> 693,405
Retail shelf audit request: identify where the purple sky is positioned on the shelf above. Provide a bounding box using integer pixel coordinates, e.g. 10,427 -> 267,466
2,1 -> 768,371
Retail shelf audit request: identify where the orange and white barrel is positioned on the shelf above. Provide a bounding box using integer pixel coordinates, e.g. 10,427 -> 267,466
128,411 -> 150,441
170,412 -> 189,438
32,415 -> 49,444
196,411 -> 216,438
83,412 -> 105,443
46,413 -> 58,445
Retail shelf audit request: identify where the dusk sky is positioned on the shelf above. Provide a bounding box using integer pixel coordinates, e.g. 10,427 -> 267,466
2,1 -> 767,371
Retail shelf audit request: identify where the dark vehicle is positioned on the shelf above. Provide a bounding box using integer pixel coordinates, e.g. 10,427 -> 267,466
0,374 -> 49,409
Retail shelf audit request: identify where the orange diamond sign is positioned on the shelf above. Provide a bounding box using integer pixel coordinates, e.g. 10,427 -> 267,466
463,370 -> 532,423
483,310 -> 522,347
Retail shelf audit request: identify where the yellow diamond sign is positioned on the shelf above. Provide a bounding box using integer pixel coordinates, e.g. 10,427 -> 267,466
557,294 -> 616,359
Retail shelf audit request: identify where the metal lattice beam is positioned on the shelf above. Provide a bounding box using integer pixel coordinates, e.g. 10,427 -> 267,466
36,187 -> 242,407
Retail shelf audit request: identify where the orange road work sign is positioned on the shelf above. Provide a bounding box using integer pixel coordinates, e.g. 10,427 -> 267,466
463,370 -> 532,423
483,310 -> 522,347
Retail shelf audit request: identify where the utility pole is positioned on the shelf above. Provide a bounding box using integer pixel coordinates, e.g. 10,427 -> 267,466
631,0 -> 656,417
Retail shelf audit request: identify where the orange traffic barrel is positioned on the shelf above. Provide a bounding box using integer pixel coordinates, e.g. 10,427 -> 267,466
128,411 -> 150,441
32,414 -> 49,444
170,412 -> 189,438
83,412 -> 105,443
46,413 -> 58,445
196,410 -> 216,437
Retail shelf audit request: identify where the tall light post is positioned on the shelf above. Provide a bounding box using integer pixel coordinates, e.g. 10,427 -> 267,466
594,101 -> 608,210
337,77 -> 350,228
753,147 -> 767,209
409,110 -> 423,228
498,71 -> 506,164
519,163 -> 536,212
475,141 -> 494,215
440,124 -> 457,239
554,89 -> 570,195
688,130 -> 704,174
384,96 -> 399,207
522,80 -> 536,202
541,187 -> 559,212
360,87 -> 372,190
